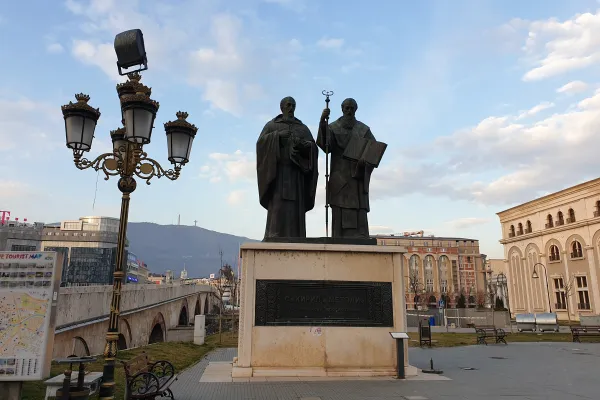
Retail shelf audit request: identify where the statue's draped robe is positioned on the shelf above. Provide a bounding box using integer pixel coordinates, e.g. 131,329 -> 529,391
257,115 -> 319,239
317,118 -> 376,238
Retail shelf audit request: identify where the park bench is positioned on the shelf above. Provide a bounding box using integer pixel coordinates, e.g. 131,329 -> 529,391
570,325 -> 600,343
473,325 -> 507,345
122,352 -> 178,399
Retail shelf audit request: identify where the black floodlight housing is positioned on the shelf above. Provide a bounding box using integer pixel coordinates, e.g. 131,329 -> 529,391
114,29 -> 148,76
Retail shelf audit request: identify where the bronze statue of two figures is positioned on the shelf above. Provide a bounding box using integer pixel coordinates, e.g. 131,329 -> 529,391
257,96 -> 387,244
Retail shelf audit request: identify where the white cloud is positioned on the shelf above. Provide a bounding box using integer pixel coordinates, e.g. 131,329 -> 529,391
47,43 -> 64,54
516,101 -> 554,120
202,79 -> 242,116
227,190 -> 247,205
557,80 -> 589,94
445,218 -> 491,230
188,14 -> 266,115
373,87 -> 600,207
71,40 -> 122,82
65,1 -> 302,115
511,11 -> 600,81
201,150 -> 255,183
317,37 -> 344,50
369,225 -> 395,234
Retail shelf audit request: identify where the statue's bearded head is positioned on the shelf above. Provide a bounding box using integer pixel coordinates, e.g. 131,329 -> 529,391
280,96 -> 296,119
340,98 -> 357,129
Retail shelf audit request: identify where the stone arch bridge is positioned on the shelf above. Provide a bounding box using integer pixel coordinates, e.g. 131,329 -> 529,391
52,284 -> 218,358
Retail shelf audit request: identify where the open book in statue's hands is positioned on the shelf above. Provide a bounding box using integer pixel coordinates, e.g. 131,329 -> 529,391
342,136 -> 387,167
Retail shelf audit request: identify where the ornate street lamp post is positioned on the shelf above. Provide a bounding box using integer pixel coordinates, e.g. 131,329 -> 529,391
532,262 -> 552,313
60,29 -> 198,400
496,272 -> 511,331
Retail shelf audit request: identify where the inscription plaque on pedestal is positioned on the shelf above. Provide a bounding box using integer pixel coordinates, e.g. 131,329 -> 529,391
255,280 -> 393,327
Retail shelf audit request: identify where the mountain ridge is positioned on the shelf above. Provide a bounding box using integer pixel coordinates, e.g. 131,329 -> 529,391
127,222 -> 259,277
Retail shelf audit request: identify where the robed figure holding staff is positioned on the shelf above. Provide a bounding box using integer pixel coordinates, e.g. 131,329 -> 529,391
317,98 -> 386,239
257,96 -> 319,240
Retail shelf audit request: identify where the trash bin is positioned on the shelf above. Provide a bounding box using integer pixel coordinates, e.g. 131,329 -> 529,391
429,316 -> 435,326
535,313 -> 559,332
516,313 -> 536,332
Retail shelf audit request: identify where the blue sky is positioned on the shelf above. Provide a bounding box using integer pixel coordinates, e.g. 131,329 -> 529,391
2,0 -> 600,259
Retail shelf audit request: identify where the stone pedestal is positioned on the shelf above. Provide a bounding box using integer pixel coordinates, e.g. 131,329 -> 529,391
232,242 -> 416,378
194,315 -> 206,345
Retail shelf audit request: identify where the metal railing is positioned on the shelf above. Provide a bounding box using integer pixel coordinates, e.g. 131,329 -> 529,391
205,313 -> 240,344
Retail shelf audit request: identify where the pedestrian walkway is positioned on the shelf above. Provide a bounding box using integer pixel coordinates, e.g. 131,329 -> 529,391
169,342 -> 599,399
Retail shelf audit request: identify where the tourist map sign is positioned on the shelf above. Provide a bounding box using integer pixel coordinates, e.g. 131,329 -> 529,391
0,251 -> 63,381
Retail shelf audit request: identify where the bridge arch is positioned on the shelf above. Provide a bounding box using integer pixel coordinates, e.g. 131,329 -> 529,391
119,318 -> 132,349
203,294 -> 209,315
117,334 -> 127,350
178,298 -> 190,326
194,297 -> 201,316
149,312 -> 166,344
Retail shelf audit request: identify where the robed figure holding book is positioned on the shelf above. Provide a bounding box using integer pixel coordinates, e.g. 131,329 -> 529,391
257,96 -> 319,240
317,98 -> 386,239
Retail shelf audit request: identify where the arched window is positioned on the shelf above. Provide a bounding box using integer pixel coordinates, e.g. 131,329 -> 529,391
526,220 -> 532,233
438,256 -> 449,293
568,208 -> 576,223
408,255 -> 421,296
517,223 -> 523,235
509,225 -> 515,237
557,211 -> 564,225
549,245 -> 560,262
546,214 -> 553,228
571,241 -> 583,258
424,255 -> 434,292
428,295 -> 437,308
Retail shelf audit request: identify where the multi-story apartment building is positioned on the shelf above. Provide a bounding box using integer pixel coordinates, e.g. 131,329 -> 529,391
497,177 -> 600,321
375,234 -> 486,308
126,251 -> 149,284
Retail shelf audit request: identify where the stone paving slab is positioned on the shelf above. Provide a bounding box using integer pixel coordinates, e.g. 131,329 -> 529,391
169,343 -> 599,399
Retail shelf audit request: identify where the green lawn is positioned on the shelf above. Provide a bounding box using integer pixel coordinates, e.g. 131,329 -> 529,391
22,334 -> 235,400
407,331 -> 583,347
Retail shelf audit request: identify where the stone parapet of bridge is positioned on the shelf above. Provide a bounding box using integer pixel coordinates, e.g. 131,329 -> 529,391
56,283 -> 215,327
52,283 -> 218,358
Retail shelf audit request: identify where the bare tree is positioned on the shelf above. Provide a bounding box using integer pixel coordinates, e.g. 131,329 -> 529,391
408,273 -> 424,309
558,274 -> 576,324
476,290 -> 486,309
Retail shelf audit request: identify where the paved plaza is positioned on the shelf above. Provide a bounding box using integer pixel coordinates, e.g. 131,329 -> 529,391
169,342 -> 598,399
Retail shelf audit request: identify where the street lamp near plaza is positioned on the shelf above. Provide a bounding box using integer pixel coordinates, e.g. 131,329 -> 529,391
61,29 -> 198,400
496,272 -> 508,309
532,262 -> 552,313
496,272 -> 512,332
